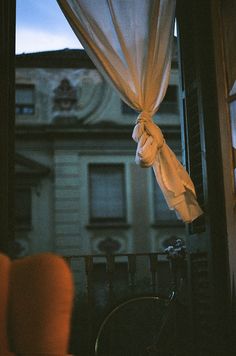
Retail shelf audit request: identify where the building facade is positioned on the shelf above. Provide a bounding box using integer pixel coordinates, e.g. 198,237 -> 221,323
15,48 -> 185,262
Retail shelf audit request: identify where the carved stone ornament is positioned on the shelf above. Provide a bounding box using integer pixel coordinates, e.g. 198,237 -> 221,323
98,237 -> 121,254
53,78 -> 77,111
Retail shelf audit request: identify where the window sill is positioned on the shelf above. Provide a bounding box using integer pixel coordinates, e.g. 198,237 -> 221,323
151,221 -> 184,228
86,222 -> 131,230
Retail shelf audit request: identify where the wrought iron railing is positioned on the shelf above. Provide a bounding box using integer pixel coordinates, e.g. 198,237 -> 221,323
63,252 -> 177,356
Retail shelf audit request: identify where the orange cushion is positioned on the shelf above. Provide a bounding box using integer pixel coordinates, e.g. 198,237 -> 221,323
9,253 -> 74,355
0,253 -> 15,356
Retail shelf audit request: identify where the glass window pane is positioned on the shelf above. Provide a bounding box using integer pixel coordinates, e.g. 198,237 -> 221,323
89,164 -> 126,222
15,85 -> 35,115
16,85 -> 34,104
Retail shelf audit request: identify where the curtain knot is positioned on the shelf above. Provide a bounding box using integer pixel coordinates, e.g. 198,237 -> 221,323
136,111 -> 152,125
132,111 -> 165,167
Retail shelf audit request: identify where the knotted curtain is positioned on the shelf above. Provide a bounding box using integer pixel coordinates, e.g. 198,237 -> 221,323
57,0 -> 203,222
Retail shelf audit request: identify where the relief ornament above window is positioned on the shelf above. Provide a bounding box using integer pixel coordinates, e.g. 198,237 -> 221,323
52,72 -> 111,124
53,78 -> 77,111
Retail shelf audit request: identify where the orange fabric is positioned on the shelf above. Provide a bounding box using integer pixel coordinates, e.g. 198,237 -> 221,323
8,253 -> 74,355
0,254 -> 15,356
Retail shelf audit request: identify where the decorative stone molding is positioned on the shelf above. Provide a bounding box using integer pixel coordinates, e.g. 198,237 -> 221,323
92,234 -> 126,254
97,237 -> 121,254
53,78 -> 77,111
52,70 -> 112,124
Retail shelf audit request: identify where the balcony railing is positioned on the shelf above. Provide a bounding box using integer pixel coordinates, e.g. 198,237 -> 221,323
63,252 -> 186,356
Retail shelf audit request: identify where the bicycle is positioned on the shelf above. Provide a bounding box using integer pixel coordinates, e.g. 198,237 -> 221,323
94,240 -> 187,356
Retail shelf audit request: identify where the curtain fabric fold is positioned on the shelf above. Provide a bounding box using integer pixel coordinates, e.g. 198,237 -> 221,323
57,0 -> 203,223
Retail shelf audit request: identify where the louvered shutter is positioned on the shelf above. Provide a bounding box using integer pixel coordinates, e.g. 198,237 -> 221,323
177,0 -> 229,354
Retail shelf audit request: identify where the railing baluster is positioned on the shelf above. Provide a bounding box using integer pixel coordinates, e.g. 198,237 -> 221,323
85,255 -> 94,302
84,256 -> 94,355
106,254 -> 115,303
149,253 -> 158,292
128,254 -> 136,290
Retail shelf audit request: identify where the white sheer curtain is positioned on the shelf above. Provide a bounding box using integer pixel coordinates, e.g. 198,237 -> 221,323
57,0 -> 203,223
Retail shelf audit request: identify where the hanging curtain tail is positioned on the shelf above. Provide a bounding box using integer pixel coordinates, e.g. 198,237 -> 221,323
57,0 -> 203,223
152,156 -> 203,223
132,111 -> 203,223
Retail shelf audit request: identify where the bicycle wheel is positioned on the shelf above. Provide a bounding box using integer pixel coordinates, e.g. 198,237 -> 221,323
94,295 -> 176,356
